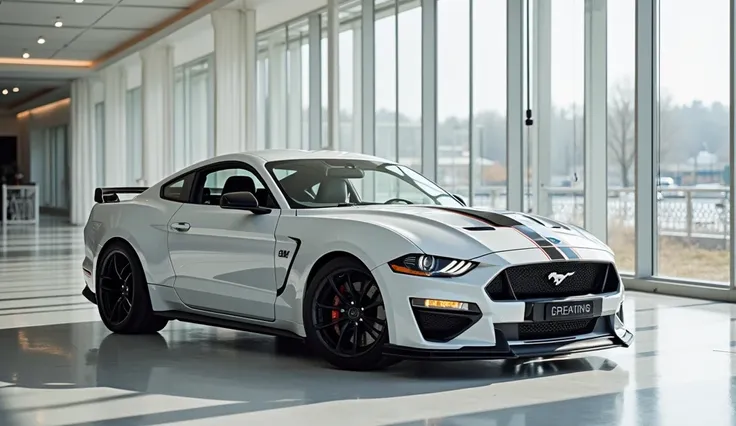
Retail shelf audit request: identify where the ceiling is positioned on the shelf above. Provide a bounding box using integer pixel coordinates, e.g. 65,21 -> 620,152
0,0 -> 233,112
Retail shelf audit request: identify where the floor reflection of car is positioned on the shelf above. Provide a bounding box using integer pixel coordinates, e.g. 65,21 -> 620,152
88,332 -> 628,408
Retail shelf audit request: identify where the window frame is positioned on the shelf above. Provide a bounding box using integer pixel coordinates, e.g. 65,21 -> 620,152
188,160 -> 282,209
160,172 -> 195,203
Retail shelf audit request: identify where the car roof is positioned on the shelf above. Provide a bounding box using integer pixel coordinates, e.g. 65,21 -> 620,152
244,149 -> 390,163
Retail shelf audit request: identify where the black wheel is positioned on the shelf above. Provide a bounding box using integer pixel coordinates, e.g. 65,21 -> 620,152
304,257 -> 400,371
96,241 -> 168,334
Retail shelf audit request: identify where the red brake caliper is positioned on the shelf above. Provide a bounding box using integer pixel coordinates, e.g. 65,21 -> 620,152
331,285 -> 347,327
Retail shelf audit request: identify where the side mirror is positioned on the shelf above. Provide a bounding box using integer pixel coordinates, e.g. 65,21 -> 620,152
220,191 -> 270,214
452,194 -> 467,206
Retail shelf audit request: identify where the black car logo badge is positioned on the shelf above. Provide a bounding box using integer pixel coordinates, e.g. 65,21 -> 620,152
548,272 -> 574,286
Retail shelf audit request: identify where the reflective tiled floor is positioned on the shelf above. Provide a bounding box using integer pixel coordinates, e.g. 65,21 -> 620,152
1,218 -> 736,425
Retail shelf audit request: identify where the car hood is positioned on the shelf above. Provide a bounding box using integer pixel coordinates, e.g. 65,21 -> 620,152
298,205 -> 611,260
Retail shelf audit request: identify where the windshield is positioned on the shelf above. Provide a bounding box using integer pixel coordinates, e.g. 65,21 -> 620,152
266,159 -> 463,208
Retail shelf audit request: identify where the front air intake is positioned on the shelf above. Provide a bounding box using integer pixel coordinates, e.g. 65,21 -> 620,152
485,262 -> 620,301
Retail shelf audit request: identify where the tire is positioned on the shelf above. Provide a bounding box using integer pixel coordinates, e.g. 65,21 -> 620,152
95,241 -> 168,334
303,256 -> 400,371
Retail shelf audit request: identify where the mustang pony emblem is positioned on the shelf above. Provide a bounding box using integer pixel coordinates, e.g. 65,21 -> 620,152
548,271 -> 575,286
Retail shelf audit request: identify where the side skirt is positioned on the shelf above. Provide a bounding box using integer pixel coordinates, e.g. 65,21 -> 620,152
156,310 -> 303,340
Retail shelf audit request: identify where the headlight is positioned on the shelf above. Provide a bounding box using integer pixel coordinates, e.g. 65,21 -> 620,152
388,254 -> 478,277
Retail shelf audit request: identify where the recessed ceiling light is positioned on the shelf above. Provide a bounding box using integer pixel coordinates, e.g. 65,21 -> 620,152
12,87 -> 19,93
75,0 -> 84,3
37,36 -> 46,44
1,90 -> 7,96
54,17 -> 63,28
22,50 -> 29,59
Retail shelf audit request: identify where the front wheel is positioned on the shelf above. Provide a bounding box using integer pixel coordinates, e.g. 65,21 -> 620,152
303,257 -> 399,371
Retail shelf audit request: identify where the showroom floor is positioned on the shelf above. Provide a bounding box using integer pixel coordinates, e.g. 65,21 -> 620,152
0,219 -> 735,426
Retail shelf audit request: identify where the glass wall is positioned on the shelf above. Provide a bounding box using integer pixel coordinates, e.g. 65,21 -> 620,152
375,1 -> 397,161
286,19 -> 310,150
550,0 -> 584,226
471,0 -> 506,210
397,0 -> 422,169
126,87 -> 143,186
607,0 -> 636,274
259,18 -> 313,150
248,0 -> 736,290
657,0 -> 730,284
173,55 -> 214,171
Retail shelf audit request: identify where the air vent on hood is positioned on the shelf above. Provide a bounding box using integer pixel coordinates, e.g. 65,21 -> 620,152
463,226 -> 496,231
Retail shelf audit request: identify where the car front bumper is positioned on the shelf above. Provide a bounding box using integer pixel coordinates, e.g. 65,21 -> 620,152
372,254 -> 633,360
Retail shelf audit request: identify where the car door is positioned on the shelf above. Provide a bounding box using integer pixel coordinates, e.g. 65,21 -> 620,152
167,161 -> 280,321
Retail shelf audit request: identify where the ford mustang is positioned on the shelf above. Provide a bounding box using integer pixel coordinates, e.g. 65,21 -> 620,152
81,149 -> 633,370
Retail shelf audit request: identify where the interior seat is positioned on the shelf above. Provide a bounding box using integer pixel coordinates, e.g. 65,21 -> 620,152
222,176 -> 256,195
315,178 -> 348,204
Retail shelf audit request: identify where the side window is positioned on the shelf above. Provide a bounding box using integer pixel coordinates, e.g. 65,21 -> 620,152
196,166 -> 278,208
161,176 -> 187,202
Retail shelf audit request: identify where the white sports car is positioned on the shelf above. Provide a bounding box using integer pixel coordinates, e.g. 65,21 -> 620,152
81,150 -> 633,370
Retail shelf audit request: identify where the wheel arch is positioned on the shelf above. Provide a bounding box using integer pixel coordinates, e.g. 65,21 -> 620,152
304,251 -> 368,293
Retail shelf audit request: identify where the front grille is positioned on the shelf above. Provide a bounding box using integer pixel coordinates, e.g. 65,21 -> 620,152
518,318 -> 597,340
412,308 -> 481,343
486,262 -> 620,301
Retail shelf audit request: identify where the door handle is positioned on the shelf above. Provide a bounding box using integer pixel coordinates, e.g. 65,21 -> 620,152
170,222 -> 191,232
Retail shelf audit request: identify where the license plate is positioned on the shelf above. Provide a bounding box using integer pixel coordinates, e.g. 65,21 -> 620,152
545,300 -> 595,320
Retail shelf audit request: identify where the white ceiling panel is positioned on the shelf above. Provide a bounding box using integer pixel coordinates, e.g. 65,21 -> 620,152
95,7 -> 182,30
0,25 -> 79,42
0,2 -> 110,27
12,0 -> 118,4
121,0 -> 199,7
72,28 -> 140,43
0,0 -> 228,109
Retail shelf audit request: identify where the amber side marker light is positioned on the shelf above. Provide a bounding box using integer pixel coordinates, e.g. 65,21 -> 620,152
411,298 -> 470,311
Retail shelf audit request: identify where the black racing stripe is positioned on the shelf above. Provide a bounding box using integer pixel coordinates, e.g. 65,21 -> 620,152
428,206 -> 567,259
428,207 -> 522,227
514,225 -> 566,260
276,237 -> 301,297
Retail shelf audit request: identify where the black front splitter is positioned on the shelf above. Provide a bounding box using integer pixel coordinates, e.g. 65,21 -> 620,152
82,285 -> 97,305
382,328 -> 633,361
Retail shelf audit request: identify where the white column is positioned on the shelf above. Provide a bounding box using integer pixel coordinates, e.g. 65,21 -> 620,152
584,0 -> 608,241
268,34 -> 287,148
244,9 -> 257,151
141,44 -> 174,186
352,23 -> 363,154
531,0 -> 552,217
421,0 -> 437,181
730,0 -> 736,290
507,0 -> 525,211
103,66 -> 128,187
212,8 -> 253,154
308,14 -> 322,150
361,0 -> 375,157
635,0 -> 658,278
70,78 -> 96,225
287,39 -> 303,149
326,0 -> 340,150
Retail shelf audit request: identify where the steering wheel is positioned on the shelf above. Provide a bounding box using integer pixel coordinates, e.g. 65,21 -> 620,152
384,198 -> 413,205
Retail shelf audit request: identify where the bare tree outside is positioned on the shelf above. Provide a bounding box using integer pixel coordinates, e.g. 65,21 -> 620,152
607,78 -> 677,187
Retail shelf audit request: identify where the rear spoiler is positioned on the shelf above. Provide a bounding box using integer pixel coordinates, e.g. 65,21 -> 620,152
94,187 -> 148,203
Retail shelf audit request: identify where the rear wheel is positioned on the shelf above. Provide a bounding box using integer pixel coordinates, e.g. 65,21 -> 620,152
303,257 -> 399,371
96,241 -> 168,334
